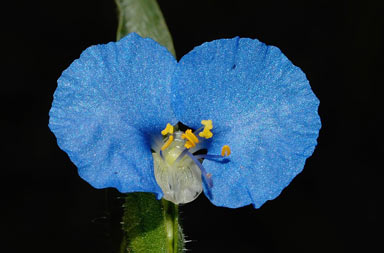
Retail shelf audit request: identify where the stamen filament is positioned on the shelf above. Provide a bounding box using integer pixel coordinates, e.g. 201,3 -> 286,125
174,148 -> 189,164
193,154 -> 223,160
194,145 -> 231,160
193,126 -> 204,134
186,151 -> 213,188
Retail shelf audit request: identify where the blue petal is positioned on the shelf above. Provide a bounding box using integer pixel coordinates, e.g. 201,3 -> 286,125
49,33 -> 177,197
172,37 -> 321,208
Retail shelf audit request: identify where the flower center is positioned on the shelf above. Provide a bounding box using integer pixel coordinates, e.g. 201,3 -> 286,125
152,120 -> 230,204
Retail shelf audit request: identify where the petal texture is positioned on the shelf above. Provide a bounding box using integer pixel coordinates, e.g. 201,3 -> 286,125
172,37 -> 321,208
49,33 -> 177,196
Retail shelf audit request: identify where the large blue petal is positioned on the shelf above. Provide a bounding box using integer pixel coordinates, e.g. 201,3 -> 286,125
171,37 -> 321,208
49,33 -> 177,197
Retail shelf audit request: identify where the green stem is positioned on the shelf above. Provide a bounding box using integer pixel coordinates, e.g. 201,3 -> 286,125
162,199 -> 179,252
120,193 -> 183,252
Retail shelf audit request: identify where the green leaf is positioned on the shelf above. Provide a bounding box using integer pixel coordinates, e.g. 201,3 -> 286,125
115,0 -> 176,57
120,193 -> 166,252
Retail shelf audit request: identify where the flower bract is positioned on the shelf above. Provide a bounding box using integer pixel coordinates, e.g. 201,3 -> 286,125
49,33 -> 321,208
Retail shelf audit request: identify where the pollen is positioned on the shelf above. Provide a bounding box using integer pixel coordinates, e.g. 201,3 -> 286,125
161,135 -> 174,151
182,129 -> 199,149
184,141 -> 194,149
199,120 -> 213,139
161,123 -> 174,135
221,145 -> 231,157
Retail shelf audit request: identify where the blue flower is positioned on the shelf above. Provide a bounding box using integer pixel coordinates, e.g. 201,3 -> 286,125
49,33 -> 320,208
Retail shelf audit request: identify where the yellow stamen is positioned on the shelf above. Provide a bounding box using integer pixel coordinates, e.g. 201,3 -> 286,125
161,123 -> 174,136
199,129 -> 213,139
182,129 -> 199,149
221,145 -> 231,157
184,141 -> 194,149
185,129 -> 199,144
161,135 -> 174,151
199,120 -> 213,139
201,120 -> 213,129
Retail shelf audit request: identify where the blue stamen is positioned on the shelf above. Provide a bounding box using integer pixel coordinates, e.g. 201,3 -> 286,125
193,126 -> 204,135
186,151 -> 213,188
194,154 -> 223,160
174,148 -> 189,164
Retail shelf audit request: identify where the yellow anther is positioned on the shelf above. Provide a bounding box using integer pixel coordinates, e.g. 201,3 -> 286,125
221,145 -> 231,157
161,135 -> 174,151
161,123 -> 174,136
199,129 -> 213,139
181,129 -> 199,149
201,120 -> 213,130
185,129 -> 199,144
199,120 -> 213,139
184,141 -> 194,149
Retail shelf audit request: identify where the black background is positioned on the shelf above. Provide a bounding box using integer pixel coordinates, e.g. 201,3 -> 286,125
2,0 -> 380,252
